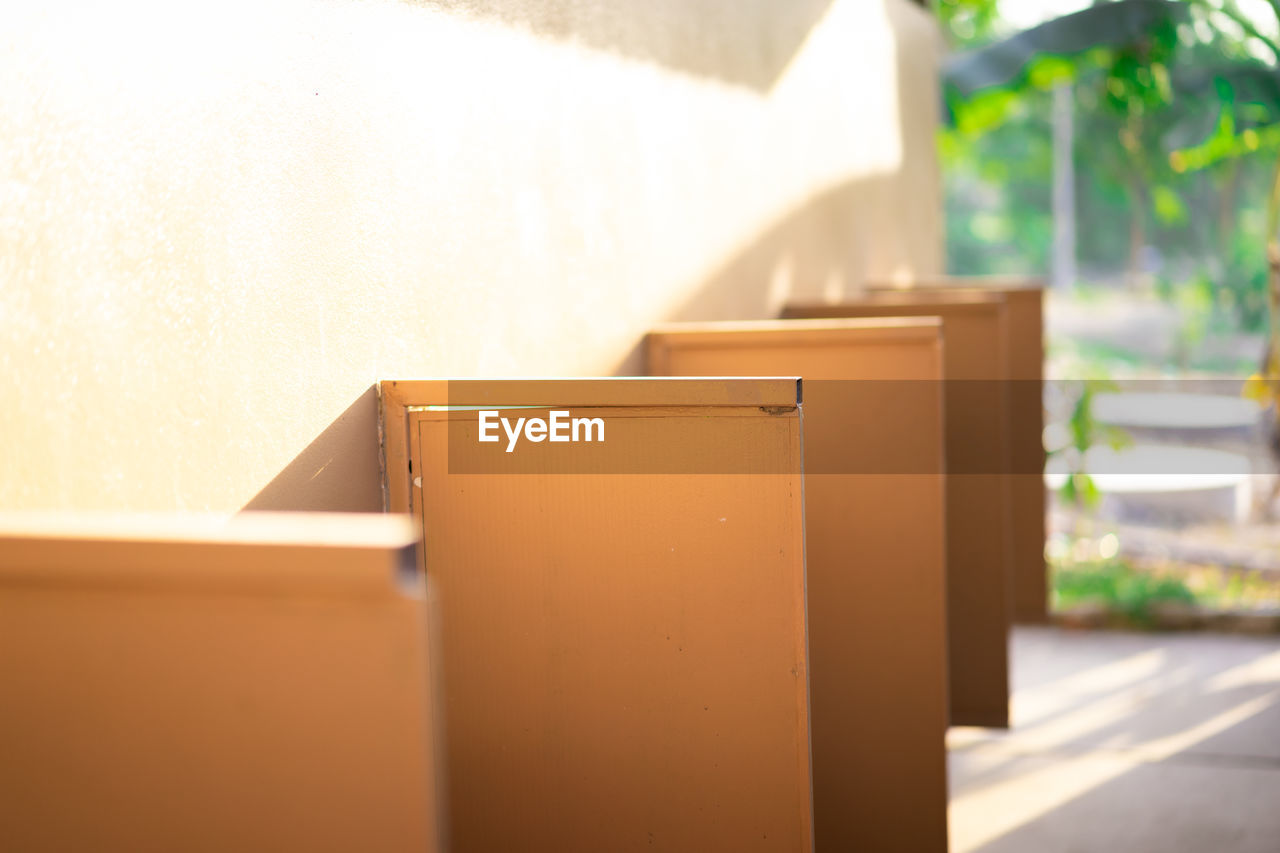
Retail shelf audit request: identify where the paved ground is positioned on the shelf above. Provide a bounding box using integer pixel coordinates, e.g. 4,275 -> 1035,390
949,627 -> 1280,853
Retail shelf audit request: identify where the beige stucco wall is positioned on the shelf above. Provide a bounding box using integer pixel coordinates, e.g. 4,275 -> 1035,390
0,0 -> 942,512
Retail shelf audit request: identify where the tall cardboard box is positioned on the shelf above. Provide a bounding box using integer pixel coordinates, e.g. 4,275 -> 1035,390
647,319 -> 949,853
869,278 -> 1047,624
380,378 -> 813,853
784,295 -> 1013,728
0,513 -> 439,853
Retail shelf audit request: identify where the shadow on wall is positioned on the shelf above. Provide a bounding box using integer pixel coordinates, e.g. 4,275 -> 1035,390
612,171 -> 925,374
244,175 -> 929,508
242,386 -> 384,513
667,176 -> 884,322
245,173 -> 895,512
246,176 -> 934,508
608,0 -> 939,373
244,0 -> 938,509
415,0 -> 835,92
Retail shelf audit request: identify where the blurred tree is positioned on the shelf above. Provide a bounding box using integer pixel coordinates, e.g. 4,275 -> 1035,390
939,0 -> 1280,338
937,0 -> 1054,277
941,0 -> 1187,286
941,0 -> 1280,504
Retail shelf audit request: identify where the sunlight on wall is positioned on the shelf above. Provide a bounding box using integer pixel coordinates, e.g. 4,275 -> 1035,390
0,0 -> 940,511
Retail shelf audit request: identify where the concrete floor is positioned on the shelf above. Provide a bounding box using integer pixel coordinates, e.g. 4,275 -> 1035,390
949,627 -> 1280,853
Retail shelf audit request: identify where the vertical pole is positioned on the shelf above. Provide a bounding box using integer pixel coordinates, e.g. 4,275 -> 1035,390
1052,81 -> 1077,291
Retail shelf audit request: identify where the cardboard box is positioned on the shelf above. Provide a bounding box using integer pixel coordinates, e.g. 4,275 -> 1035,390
868,278 -> 1047,624
783,296 -> 1013,728
647,319 -> 949,853
0,512 -> 439,853
380,378 -> 812,853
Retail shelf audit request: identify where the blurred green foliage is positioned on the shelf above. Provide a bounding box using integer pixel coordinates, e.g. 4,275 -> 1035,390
938,0 -> 1280,335
1048,377 -> 1130,512
1053,557 -> 1197,626
1221,209 -> 1271,331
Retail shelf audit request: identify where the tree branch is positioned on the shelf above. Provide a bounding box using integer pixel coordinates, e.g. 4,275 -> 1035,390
1198,0 -> 1280,64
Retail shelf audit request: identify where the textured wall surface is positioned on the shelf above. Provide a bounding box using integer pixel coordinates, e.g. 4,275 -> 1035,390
0,0 -> 942,512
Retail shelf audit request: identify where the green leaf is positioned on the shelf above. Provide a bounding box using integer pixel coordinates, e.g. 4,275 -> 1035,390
1152,184 -> 1188,224
952,87 -> 1022,135
1105,425 -> 1134,451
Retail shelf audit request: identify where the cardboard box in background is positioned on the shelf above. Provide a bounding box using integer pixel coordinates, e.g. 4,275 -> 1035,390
647,318 -> 950,853
868,278 -> 1047,625
784,295 -> 1014,729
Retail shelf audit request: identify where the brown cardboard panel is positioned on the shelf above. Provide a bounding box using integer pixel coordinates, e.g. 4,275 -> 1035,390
381,379 -> 812,853
783,299 -> 1013,729
647,318 -> 949,853
0,512 -> 439,853
867,280 -> 1047,624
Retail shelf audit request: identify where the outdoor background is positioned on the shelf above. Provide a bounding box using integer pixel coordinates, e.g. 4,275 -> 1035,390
940,0 -> 1280,620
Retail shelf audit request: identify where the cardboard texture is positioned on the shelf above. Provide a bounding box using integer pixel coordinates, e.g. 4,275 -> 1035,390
0,512 -> 439,853
646,319 -> 950,853
868,278 -> 1047,624
380,378 -> 813,853
783,298 -> 1013,729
